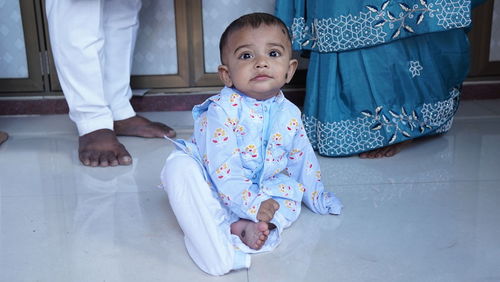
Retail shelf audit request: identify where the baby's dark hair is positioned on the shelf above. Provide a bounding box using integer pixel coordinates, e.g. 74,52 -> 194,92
219,12 -> 291,64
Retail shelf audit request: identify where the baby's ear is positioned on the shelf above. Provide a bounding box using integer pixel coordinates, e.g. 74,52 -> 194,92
286,59 -> 298,83
218,65 -> 233,87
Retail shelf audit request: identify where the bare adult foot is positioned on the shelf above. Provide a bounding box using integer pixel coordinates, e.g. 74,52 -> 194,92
230,220 -> 270,250
359,140 -> 412,159
0,131 -> 8,145
114,115 -> 176,138
79,129 -> 132,167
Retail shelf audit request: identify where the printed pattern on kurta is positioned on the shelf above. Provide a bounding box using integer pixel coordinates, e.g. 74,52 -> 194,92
191,87 -> 342,225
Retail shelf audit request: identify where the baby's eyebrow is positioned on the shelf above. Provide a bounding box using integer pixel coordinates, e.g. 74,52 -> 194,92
267,43 -> 285,49
233,44 -> 253,55
233,42 -> 286,55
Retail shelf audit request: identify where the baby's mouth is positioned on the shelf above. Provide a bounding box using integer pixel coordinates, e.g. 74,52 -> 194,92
251,74 -> 272,81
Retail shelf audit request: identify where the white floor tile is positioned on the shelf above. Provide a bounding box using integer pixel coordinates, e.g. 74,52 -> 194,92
1,100 -> 499,282
250,181 -> 500,282
470,99 -> 500,116
0,192 -> 247,282
319,116 -> 500,186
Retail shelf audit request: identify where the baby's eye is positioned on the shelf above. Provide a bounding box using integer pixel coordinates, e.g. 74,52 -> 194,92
239,53 -> 253,60
269,50 -> 281,57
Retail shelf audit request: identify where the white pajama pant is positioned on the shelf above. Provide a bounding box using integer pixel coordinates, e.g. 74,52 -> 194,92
45,0 -> 140,136
161,150 -> 252,276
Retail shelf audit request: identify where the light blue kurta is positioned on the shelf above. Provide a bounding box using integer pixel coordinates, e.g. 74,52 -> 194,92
179,87 -> 342,231
276,0 -> 486,156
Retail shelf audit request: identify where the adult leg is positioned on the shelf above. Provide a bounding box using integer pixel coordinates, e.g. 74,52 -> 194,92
45,0 -> 132,167
0,131 -> 8,145
102,0 -> 176,139
161,151 -> 250,276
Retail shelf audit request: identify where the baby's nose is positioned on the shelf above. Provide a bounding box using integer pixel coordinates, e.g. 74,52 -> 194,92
255,56 -> 269,68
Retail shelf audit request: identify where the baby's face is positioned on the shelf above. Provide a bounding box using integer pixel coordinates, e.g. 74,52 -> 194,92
218,24 -> 297,101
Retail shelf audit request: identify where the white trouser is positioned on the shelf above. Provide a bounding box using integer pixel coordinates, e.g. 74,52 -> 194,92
45,0 -> 140,136
160,150 -> 251,276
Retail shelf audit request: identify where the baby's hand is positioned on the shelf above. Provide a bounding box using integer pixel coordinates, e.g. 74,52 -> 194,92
257,199 -> 279,222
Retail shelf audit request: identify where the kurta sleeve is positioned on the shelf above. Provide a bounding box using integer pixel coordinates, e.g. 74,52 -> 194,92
285,116 -> 343,215
194,102 -> 270,222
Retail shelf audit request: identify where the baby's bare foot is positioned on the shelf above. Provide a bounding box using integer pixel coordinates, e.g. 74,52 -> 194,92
359,140 -> 412,159
79,129 -> 132,167
231,220 -> 270,250
114,115 -> 176,138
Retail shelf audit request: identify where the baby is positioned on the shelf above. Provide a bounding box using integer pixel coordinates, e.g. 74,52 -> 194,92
161,12 -> 342,276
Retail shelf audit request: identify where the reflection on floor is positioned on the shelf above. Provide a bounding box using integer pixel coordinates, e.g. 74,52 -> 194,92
1,99 -> 500,282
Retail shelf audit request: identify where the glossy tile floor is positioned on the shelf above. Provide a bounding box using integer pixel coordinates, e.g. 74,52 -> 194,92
1,99 -> 500,282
